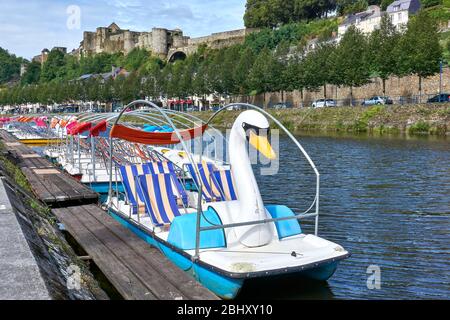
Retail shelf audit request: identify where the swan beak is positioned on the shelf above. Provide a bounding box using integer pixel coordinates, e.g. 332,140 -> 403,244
249,131 -> 277,160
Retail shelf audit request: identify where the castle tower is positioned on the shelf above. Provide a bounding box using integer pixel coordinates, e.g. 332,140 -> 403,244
171,28 -> 185,48
124,31 -> 133,54
41,48 -> 49,67
151,27 -> 169,57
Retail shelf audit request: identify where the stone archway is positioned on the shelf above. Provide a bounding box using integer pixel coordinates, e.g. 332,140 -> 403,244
168,51 -> 187,63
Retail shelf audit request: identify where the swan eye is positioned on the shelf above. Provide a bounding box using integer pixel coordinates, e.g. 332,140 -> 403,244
242,122 -> 270,140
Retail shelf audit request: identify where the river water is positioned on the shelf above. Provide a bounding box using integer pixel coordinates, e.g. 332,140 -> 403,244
239,133 -> 450,299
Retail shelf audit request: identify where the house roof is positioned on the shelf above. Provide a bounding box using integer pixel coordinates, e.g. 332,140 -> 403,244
108,22 -> 121,31
341,6 -> 382,26
387,0 -> 420,13
77,74 -> 95,80
77,67 -> 130,81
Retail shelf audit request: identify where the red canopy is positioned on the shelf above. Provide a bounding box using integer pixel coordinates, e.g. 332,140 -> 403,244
34,119 -> 47,127
70,122 -> 92,135
89,120 -> 107,137
66,121 -> 78,134
110,124 -> 207,145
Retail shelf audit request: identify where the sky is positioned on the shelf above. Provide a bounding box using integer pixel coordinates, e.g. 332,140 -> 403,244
0,0 -> 246,60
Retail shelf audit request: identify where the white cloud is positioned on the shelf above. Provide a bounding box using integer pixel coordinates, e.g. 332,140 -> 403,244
0,0 -> 245,59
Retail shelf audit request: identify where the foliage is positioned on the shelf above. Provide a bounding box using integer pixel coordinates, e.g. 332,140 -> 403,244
408,120 -> 431,134
380,0 -> 391,10
398,11 -> 442,81
332,26 -> 371,89
337,0 -> 370,15
425,5 -> 450,23
421,0 -> 442,8
244,18 -> 338,51
40,49 -> 66,82
0,47 -> 22,84
21,61 -> 41,85
368,14 -> 401,93
244,0 -> 337,28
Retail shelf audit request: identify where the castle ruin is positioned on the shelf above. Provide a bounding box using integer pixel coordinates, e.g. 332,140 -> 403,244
79,23 -> 257,61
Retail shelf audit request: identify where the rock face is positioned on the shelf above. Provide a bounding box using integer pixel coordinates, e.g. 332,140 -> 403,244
79,22 -> 258,60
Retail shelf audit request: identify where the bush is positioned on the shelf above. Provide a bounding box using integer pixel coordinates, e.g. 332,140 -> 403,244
408,121 -> 431,134
421,0 -> 443,8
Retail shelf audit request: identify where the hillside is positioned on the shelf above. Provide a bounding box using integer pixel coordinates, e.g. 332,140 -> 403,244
0,47 -> 22,85
195,104 -> 450,136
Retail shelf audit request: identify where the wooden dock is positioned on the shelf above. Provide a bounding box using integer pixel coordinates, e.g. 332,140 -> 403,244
0,129 -> 218,300
0,130 -> 98,206
53,205 -> 218,300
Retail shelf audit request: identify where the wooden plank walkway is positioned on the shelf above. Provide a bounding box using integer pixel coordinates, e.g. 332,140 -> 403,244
53,205 -> 218,300
1,129 -> 217,300
0,130 -> 98,206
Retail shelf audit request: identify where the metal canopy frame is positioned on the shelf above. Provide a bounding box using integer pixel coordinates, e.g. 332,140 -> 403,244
100,100 -> 320,263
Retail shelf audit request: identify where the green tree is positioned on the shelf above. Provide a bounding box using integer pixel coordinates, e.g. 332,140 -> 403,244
244,0 -> 278,28
397,11 -> 442,100
302,43 -> 336,99
380,0 -> 391,10
248,47 -> 282,106
421,0 -> 442,8
234,47 -> 256,96
124,48 -> 152,71
40,49 -> 66,82
244,0 -> 338,28
21,61 -> 41,85
369,14 -> 400,95
332,26 -> 370,105
337,0 -> 368,15
0,47 -> 21,84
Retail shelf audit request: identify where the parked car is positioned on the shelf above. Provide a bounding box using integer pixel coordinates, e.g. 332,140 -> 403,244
312,99 -> 336,108
271,102 -> 292,109
427,93 -> 450,103
361,96 -> 393,106
227,105 -> 243,110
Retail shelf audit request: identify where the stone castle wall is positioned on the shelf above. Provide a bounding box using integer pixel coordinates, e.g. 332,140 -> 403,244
79,24 -> 257,59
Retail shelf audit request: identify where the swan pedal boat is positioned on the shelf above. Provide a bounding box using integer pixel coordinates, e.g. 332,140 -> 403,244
106,102 -> 350,299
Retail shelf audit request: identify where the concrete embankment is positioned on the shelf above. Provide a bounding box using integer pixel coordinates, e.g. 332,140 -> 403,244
0,179 -> 50,300
196,104 -> 450,136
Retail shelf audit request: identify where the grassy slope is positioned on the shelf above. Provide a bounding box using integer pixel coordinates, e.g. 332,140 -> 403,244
194,104 -> 450,136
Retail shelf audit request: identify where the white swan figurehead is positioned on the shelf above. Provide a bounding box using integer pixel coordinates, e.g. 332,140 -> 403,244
228,110 -> 276,247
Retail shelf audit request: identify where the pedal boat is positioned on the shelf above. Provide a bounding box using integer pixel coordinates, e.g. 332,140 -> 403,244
106,101 -> 350,299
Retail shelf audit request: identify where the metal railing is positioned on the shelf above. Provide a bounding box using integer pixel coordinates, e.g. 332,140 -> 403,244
191,102 -> 321,260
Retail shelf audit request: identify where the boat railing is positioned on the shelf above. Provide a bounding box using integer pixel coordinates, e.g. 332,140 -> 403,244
190,102 -> 320,260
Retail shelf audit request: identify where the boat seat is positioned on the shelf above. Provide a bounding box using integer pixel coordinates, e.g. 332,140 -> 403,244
119,164 -> 152,215
168,207 -> 226,250
137,173 -> 183,226
212,169 -> 238,201
265,205 -> 302,239
185,161 -> 223,202
147,161 -> 188,207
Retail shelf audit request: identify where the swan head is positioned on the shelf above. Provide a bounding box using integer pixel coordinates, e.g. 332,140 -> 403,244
234,110 -> 276,160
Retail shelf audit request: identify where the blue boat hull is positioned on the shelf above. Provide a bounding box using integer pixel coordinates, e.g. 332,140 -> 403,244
86,182 -> 124,203
108,208 -> 341,299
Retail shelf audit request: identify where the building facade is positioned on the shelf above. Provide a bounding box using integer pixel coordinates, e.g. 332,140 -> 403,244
338,5 -> 383,38
338,1 -> 421,39
387,0 -> 421,29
